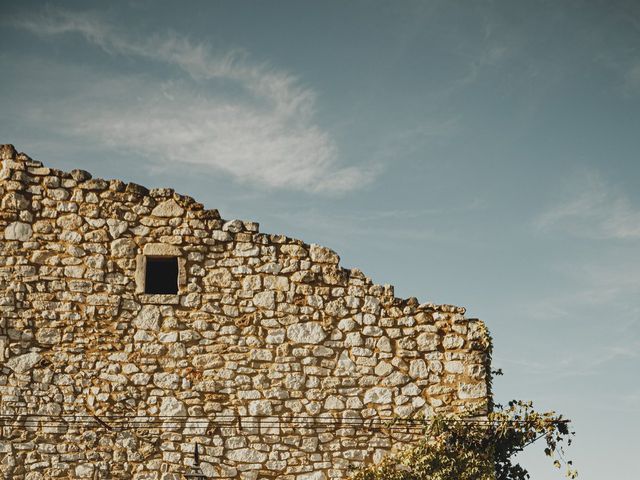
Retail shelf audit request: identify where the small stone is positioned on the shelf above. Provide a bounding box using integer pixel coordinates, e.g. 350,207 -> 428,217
211,230 -> 233,241
280,244 -> 308,257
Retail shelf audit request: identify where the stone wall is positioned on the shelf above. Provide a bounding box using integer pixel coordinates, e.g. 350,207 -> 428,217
0,145 -> 492,480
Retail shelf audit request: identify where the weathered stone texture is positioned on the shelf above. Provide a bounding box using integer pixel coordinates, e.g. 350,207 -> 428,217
0,145 -> 491,479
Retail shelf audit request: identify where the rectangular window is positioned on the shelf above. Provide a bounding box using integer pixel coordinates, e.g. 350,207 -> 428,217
144,257 -> 179,294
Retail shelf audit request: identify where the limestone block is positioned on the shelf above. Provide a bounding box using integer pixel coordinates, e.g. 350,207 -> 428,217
401,383 -> 420,396
324,395 -> 345,410
248,400 -> 273,416
253,291 -> 276,310
0,144 -> 16,159
4,221 -> 33,241
338,318 -> 356,331
107,219 -> 128,239
363,296 -> 381,314
377,336 -> 392,352
428,360 -> 443,373
6,352 -> 41,373
204,268 -> 233,287
70,169 -> 92,181
297,472 -> 326,480
364,387 -> 392,404
222,219 -> 244,232
153,372 -> 180,389
335,351 -> 356,374
458,383 -> 487,399
131,373 -> 151,385
133,306 -> 160,330
36,328 -> 61,345
211,230 -> 233,241
409,359 -> 428,379
111,238 -> 136,257
151,199 -> 184,217
266,329 -> 285,344
234,242 -> 260,257
444,361 -> 464,373
280,244 -> 308,257
416,332 -> 439,351
75,464 -> 94,478
159,396 -> 187,417
1,192 -> 29,210
56,213 -> 83,229
309,244 -> 339,264
344,332 -> 363,347
383,371 -> 410,387
286,322 -> 326,344
374,361 -> 393,377
226,448 -> 268,463
443,334 -> 465,349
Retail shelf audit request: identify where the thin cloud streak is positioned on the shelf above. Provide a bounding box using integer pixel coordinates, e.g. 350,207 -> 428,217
534,171 -> 640,240
13,8 -> 375,192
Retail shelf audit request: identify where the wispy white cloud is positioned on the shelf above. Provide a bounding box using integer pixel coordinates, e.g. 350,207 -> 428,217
534,171 -> 640,240
12,8 -> 375,192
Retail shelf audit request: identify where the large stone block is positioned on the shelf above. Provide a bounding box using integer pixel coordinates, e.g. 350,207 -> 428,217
4,221 -> 32,241
286,322 -> 327,344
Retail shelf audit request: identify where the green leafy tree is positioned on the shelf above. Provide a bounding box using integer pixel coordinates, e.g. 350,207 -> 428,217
350,400 -> 577,480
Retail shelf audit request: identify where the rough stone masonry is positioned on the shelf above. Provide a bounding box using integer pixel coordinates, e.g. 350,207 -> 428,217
0,145 -> 492,479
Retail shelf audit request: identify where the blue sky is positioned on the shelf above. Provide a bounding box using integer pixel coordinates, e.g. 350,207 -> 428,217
2,1 -> 639,477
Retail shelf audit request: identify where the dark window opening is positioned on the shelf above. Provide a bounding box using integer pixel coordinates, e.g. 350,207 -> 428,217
145,257 -> 178,294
